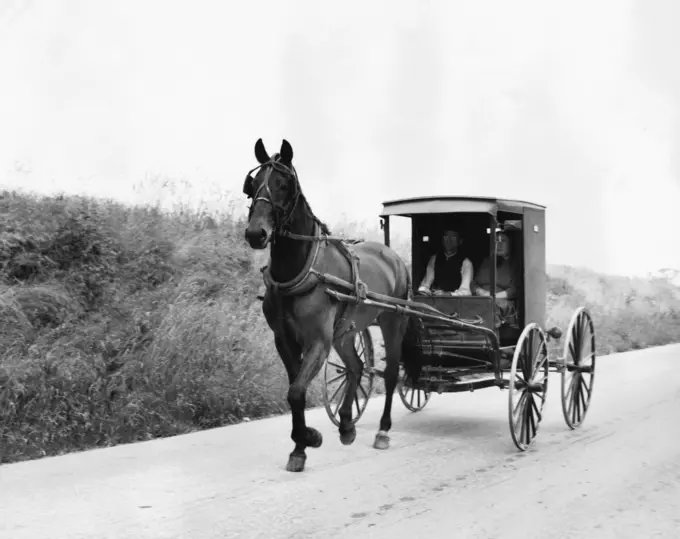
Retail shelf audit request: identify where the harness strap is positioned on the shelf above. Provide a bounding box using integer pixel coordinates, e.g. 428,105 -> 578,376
328,241 -> 367,342
261,222 -> 325,297
260,230 -> 368,342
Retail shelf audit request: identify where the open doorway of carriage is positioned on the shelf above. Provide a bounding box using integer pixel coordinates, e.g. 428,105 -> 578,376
408,211 -> 527,344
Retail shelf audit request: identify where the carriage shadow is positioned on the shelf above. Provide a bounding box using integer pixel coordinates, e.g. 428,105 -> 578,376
398,414 -> 504,438
381,411 -> 513,453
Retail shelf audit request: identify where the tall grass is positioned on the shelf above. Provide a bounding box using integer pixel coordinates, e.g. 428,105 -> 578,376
1,187 -> 679,464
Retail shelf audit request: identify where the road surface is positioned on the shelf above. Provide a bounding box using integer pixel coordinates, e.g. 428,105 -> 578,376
2,344 -> 680,539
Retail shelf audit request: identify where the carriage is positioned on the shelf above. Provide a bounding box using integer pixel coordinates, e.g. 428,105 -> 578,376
321,195 -> 596,451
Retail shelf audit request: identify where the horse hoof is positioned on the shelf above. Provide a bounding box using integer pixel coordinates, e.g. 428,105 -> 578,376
306,427 -> 323,449
286,453 -> 306,472
339,426 -> 356,446
373,432 -> 390,450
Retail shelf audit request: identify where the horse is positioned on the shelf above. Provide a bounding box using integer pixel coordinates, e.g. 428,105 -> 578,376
242,138 -> 420,472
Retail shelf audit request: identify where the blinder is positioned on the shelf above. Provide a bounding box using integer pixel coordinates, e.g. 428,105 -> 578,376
243,174 -> 254,197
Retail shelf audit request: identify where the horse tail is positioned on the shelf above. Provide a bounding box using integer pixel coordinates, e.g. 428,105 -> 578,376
400,258 -> 423,383
401,315 -> 424,384
405,261 -> 414,302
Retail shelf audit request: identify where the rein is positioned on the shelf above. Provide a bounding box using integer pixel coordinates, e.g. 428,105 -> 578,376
279,229 -> 363,243
245,157 -> 361,245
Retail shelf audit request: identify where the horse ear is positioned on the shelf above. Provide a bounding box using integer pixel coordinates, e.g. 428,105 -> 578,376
280,139 -> 293,164
254,138 -> 269,164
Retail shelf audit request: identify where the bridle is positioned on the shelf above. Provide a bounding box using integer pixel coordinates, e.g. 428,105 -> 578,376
243,156 -> 302,242
244,157 -> 340,244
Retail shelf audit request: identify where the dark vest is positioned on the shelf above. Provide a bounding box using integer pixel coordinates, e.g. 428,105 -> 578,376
432,249 -> 465,291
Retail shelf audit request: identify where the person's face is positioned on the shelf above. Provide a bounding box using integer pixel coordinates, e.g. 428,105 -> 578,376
497,233 -> 510,257
442,230 -> 460,252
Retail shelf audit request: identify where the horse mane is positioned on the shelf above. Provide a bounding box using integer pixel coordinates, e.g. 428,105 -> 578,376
271,152 -> 332,236
300,193 -> 331,235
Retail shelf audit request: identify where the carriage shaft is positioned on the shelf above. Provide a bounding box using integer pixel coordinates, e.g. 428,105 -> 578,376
315,271 -> 475,323
324,287 -> 499,343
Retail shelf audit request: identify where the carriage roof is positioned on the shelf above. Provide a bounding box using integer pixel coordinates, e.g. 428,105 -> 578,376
379,196 -> 545,217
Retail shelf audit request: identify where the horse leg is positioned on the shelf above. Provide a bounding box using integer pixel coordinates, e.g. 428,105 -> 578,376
373,312 -> 409,450
286,333 -> 333,472
333,334 -> 364,446
274,334 -> 324,468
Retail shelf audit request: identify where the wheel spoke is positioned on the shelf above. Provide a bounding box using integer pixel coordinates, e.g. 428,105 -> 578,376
531,395 -> 543,422
572,372 -> 581,402
567,371 -> 578,399
528,396 -> 537,441
577,379 -> 587,422
534,349 -> 548,372
329,377 -> 347,405
327,360 -> 345,371
326,372 -> 346,385
517,399 -> 526,443
523,398 -> 532,445
581,352 -> 595,365
579,334 -> 590,363
513,389 -> 527,415
579,375 -> 591,400
566,377 -> 576,419
570,376 -> 580,424
532,370 -> 547,386
332,391 -> 345,417
531,354 -> 548,383
523,332 -> 533,379
531,334 -> 544,371
322,330 -> 375,427
574,384 -> 583,424
568,340 -> 577,363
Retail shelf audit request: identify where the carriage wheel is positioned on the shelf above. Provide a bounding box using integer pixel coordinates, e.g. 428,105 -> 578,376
398,366 -> 431,412
561,307 -> 596,429
508,323 -> 549,451
322,329 -> 375,427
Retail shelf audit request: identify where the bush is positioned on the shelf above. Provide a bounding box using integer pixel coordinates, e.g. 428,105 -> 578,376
1,188 -> 679,464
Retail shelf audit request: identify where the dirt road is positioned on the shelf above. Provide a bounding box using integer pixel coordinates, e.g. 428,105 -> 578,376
2,344 -> 679,539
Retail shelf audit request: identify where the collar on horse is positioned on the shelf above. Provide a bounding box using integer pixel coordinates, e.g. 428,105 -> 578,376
261,222 -> 368,300
261,220 -> 326,297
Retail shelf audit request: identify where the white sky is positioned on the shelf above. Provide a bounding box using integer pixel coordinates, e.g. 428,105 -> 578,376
0,0 -> 679,276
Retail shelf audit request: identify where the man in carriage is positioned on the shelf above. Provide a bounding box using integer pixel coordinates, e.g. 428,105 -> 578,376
416,228 -> 474,296
473,230 -> 521,344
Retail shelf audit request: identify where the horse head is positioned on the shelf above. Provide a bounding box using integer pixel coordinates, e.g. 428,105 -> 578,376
243,138 -> 299,249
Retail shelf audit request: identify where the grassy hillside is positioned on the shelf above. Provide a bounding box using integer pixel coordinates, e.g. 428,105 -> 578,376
1,189 -> 679,464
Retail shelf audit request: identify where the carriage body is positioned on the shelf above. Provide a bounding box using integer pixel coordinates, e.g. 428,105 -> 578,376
380,195 -> 547,348
322,195 -> 596,451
